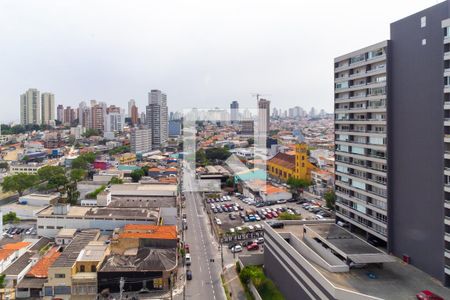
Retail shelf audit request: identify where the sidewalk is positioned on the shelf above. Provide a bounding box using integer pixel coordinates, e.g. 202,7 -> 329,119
222,264 -> 246,300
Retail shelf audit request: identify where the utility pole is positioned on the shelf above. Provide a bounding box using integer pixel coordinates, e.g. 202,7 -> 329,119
170,272 -> 174,300
119,277 -> 124,300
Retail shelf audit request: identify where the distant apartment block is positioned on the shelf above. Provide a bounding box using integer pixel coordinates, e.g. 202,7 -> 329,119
130,127 -> 152,154
20,88 -> 40,125
146,89 -> 168,148
41,93 -> 55,125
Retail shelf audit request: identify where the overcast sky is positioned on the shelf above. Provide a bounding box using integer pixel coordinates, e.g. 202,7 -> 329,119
0,0 -> 440,123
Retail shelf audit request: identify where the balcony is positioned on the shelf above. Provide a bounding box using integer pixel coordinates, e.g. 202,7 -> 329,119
445,101 -> 450,110
445,216 -> 450,226
445,151 -> 450,159
445,135 -> 450,143
445,118 -> 450,127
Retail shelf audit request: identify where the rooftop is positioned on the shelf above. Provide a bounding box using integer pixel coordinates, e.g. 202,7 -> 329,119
3,252 -> 34,276
37,205 -> 159,220
27,247 -> 61,278
272,223 -> 450,299
77,241 -> 108,262
99,247 -> 177,272
52,230 -> 100,268
120,224 -> 177,240
56,228 -> 77,237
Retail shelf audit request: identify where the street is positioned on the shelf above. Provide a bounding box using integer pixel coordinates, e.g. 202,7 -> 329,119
180,171 -> 227,300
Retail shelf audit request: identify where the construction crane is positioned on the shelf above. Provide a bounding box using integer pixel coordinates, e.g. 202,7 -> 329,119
251,93 -> 271,101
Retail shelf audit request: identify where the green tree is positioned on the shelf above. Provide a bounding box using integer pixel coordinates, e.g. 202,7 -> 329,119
205,147 -> 231,161
324,190 -> 336,209
0,273 -> 5,300
195,149 -> 208,165
47,174 -> 69,191
82,128 -> 100,138
70,169 -> 86,182
130,169 -> 145,182
225,177 -> 234,188
37,165 -> 65,182
1,173 -> 39,196
278,212 -> 301,220
71,152 -> 96,169
2,212 -> 19,224
109,177 -> 123,184
65,182 -> 80,205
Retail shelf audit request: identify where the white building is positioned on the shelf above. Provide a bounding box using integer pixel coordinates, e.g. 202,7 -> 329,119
20,88 -> 41,125
36,204 -> 159,238
41,93 -> 55,125
70,125 -> 85,140
130,127 -> 152,154
105,111 -> 124,133
146,89 -> 168,148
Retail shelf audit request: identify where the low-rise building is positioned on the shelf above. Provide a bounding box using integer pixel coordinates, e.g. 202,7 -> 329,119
44,230 -> 101,300
36,204 -> 159,237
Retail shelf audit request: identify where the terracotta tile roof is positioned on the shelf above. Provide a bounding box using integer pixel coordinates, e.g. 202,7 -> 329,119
27,247 -> 61,278
0,249 -> 14,261
121,225 -> 177,240
268,152 -> 295,169
3,241 -> 31,250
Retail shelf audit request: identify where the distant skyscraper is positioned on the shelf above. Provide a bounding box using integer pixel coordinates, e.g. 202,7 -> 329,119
309,107 -> 317,118
230,100 -> 239,123
90,103 -> 105,131
63,106 -> 75,125
20,88 -> 40,125
140,112 -> 146,124
128,99 -> 136,118
146,90 -> 168,148
41,93 -> 55,125
56,104 -> 64,123
130,105 -> 138,126
78,102 -> 90,128
257,98 -> 270,134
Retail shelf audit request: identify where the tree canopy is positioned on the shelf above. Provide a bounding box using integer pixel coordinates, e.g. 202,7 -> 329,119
37,165 -> 65,182
1,173 -> 39,196
3,212 -> 20,224
324,190 -> 336,209
71,152 -> 96,169
70,168 -> 86,182
130,169 -> 145,182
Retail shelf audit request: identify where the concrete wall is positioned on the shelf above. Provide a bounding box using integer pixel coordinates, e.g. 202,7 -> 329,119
389,1 -> 449,283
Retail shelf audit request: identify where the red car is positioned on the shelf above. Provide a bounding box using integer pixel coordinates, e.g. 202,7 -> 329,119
247,243 -> 259,251
272,211 -> 279,218
416,290 -> 444,300
184,244 -> 190,253
265,213 -> 273,219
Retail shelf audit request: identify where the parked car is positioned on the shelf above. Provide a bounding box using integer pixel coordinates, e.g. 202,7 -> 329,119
186,269 -> 193,280
231,245 -> 243,253
229,214 -> 236,220
241,240 -> 253,247
416,290 -> 444,300
255,237 -> 264,244
276,199 -> 287,204
269,222 -> 284,229
247,243 -> 259,251
228,242 -> 240,249
185,254 -> 191,266
244,216 -> 249,222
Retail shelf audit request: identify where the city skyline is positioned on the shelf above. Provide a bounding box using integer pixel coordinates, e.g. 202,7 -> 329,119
0,0 -> 438,123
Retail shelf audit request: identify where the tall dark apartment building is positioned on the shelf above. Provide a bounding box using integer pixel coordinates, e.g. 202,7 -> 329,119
334,0 -> 450,287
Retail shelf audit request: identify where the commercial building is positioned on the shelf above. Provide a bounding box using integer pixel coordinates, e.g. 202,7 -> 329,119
36,204 -> 159,237
41,93 -> 55,125
130,127 -> 152,154
335,0 -> 450,286
20,88 -> 40,125
262,222 -> 450,300
146,89 -> 168,148
267,143 -> 318,182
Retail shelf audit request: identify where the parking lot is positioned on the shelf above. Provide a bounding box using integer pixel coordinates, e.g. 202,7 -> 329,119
204,193 -> 335,254
1,221 -> 37,244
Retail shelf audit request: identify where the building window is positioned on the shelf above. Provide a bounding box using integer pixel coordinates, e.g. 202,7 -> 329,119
80,265 -> 85,272
55,274 -> 65,278
421,16 -> 426,28
91,265 -> 96,272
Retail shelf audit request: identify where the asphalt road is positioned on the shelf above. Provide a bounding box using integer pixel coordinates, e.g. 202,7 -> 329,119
180,171 -> 226,300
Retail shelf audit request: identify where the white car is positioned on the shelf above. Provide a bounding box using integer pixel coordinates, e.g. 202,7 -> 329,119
231,245 -> 243,253
254,224 -> 262,231
247,225 -> 255,232
256,237 -> 264,244
211,204 -> 216,209
229,228 -> 235,234
236,226 -> 243,232
255,215 -> 261,221
185,253 -> 191,266
215,218 -> 222,225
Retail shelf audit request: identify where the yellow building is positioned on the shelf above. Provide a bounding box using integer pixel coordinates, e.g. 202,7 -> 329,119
267,143 -> 318,182
118,152 -> 136,165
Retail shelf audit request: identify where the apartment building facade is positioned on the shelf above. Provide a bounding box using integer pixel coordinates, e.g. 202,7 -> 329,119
146,90 -> 168,149
335,0 -> 450,287
41,93 -> 55,125
20,88 -> 41,125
